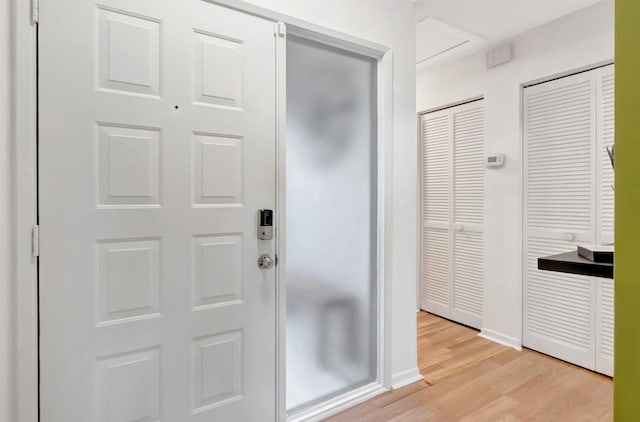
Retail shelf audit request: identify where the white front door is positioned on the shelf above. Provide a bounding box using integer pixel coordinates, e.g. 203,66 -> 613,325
39,0 -> 277,420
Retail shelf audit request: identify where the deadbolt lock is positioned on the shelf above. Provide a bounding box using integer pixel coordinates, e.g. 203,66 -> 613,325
258,209 -> 274,240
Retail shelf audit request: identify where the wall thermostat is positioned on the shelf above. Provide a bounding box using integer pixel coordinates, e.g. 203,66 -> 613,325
486,154 -> 505,168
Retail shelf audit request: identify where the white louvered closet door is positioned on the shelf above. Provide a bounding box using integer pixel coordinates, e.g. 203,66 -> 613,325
451,104 -> 484,328
524,66 -> 614,376
524,71 -> 597,370
421,100 -> 484,329
421,109 -> 451,318
595,65 -> 614,376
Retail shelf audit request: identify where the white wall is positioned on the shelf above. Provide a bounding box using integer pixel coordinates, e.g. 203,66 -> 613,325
1,0 -> 418,418
417,0 -> 614,347
242,0 -> 420,386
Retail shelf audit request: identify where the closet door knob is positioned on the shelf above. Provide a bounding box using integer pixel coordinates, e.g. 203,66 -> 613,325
564,233 -> 575,241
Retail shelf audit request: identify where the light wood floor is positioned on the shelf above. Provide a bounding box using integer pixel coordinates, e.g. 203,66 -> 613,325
327,311 -> 613,421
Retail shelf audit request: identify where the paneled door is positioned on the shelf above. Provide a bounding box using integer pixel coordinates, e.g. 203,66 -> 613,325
39,1 -> 277,421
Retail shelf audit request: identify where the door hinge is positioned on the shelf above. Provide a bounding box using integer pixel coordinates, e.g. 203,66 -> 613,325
31,0 -> 39,24
32,225 -> 39,258
274,22 -> 286,37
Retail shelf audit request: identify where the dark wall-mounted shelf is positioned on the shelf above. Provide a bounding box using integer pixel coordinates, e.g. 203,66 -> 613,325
538,251 -> 613,279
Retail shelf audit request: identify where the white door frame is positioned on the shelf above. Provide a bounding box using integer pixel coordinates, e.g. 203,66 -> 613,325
12,1 -> 394,421
276,24 -> 393,422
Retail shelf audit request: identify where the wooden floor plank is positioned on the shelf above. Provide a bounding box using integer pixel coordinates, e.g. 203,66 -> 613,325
370,380 -> 430,408
326,311 -> 612,421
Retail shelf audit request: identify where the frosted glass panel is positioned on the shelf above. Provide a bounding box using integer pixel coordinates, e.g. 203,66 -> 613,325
286,36 -> 377,413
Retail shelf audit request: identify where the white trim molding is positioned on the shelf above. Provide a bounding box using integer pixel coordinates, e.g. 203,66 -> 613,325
287,383 -> 387,422
479,328 -> 523,351
390,367 -> 424,390
208,0 -> 388,58
275,20 -> 288,422
378,49 -> 395,392
12,0 -> 39,420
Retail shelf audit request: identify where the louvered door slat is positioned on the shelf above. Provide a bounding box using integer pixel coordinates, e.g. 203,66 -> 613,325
423,112 -> 449,224
422,227 -> 450,314
453,231 -> 483,327
524,71 -> 596,371
526,78 -> 593,233
453,106 -> 484,226
525,238 -> 594,367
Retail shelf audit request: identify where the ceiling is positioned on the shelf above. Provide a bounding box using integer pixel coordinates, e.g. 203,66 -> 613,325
416,0 -> 606,69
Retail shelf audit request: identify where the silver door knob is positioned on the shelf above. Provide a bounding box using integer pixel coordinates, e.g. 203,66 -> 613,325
258,254 -> 274,270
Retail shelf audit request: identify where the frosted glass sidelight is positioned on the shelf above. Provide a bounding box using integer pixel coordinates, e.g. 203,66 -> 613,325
285,36 -> 378,414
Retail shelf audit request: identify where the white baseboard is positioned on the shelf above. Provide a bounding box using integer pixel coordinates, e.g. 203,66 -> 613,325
479,328 -> 522,351
390,367 -> 424,390
287,382 -> 386,422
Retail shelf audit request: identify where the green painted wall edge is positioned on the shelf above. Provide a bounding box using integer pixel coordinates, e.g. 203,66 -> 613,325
615,0 -> 640,419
